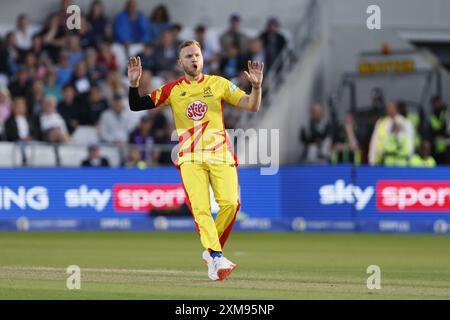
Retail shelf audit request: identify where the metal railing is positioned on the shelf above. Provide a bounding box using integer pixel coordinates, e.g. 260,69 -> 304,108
238,0 -> 320,128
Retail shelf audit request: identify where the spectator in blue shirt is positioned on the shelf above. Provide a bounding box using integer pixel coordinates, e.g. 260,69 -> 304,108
114,0 -> 150,46
148,4 -> 171,43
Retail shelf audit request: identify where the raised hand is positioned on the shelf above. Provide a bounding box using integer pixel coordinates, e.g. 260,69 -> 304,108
128,56 -> 142,87
243,60 -> 264,89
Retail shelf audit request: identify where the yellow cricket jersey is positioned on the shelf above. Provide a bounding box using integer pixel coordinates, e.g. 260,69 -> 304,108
148,74 -> 246,166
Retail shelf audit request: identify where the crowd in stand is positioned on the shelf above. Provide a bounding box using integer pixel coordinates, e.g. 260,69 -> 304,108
300,89 -> 449,167
0,0 -> 287,167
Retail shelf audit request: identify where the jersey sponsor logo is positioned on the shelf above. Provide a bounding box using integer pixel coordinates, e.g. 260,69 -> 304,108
186,100 -> 208,120
230,83 -> 238,92
377,181 -> 450,211
113,184 -> 186,212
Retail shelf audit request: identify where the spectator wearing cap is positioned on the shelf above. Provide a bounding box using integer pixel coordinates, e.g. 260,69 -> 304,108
114,0 -> 151,46
259,17 -> 286,70
98,93 -> 135,146
219,14 -> 250,56
81,144 -> 110,167
148,4 -> 171,43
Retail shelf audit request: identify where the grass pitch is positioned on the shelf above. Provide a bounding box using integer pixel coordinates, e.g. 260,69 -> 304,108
0,232 -> 449,299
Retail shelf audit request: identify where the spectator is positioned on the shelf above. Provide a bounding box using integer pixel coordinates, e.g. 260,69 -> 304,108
81,144 -> 110,167
66,33 -> 84,69
85,47 -> 106,82
44,68 -> 63,102
23,52 -> 41,80
39,95 -> 69,143
57,84 -> 79,134
114,0 -> 150,46
14,14 -> 34,52
29,34 -> 44,58
9,67 -> 30,98
4,97 -> 35,141
39,13 -> 65,63
137,43 -> 158,74
129,116 -> 154,160
98,93 -> 135,146
356,87 -> 386,162
259,17 -> 286,70
78,15 -> 96,49
410,140 -> 436,167
0,88 -> 12,124
87,0 -> 109,46
122,145 -> 146,168
100,71 -> 126,102
300,103 -> 332,163
219,44 -> 245,80
148,4 -> 171,43
154,29 -> 178,74
331,112 -> 362,165
26,79 -> 45,116
194,24 -> 220,73
427,95 -> 448,164
55,51 -> 73,87
245,38 -> 266,67
70,59 -> 91,95
54,0 -> 73,31
4,32 -> 20,75
96,40 -> 118,71
219,14 -> 249,56
83,84 -> 109,125
368,101 -> 414,166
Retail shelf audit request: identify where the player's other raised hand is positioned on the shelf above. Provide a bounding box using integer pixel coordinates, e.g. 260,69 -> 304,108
243,60 -> 264,89
128,56 -> 142,88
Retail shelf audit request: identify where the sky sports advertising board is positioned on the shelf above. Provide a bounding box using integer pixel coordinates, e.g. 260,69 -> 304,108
0,166 -> 449,233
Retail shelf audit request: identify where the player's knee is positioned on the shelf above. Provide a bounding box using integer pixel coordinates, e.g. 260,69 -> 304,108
219,199 -> 239,212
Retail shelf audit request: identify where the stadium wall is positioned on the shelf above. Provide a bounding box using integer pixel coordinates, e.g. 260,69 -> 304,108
0,166 -> 449,234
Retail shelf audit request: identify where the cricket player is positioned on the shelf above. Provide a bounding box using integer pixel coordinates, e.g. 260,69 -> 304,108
128,40 -> 263,281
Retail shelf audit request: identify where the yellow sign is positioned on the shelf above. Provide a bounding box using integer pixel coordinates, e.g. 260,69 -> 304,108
358,60 -> 415,74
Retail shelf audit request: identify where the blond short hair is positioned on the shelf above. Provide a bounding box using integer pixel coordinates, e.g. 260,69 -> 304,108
178,40 -> 202,54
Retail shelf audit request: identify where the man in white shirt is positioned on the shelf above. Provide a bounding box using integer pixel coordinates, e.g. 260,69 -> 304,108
14,14 -> 33,51
39,95 -> 69,143
98,94 -> 135,146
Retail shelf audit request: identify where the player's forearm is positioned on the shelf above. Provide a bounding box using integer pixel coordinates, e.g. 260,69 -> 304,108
247,86 -> 262,112
129,87 -> 155,111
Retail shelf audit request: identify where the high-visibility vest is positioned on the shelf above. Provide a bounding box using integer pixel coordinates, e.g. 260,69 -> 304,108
382,132 -> 411,167
409,154 -> 436,167
429,110 -> 447,154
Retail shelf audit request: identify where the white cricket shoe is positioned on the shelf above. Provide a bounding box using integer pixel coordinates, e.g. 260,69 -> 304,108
212,256 -> 235,281
202,250 -> 218,281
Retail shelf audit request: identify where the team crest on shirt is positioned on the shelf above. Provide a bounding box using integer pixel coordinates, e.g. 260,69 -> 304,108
203,86 -> 213,98
186,100 -> 208,120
